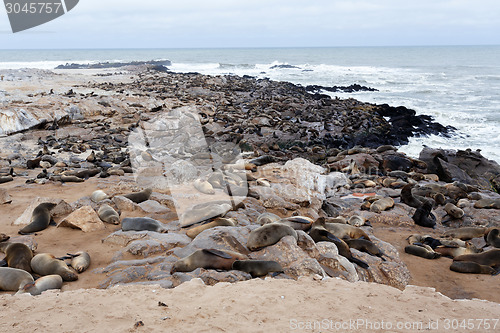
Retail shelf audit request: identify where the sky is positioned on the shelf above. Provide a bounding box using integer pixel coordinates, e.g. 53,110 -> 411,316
1,0 -> 499,49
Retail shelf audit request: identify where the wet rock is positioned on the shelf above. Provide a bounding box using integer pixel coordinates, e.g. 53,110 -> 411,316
58,205 -> 106,232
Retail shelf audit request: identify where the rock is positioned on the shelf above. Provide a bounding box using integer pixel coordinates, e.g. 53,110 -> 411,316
112,195 -> 140,212
102,230 -> 190,248
315,242 -> 359,282
248,235 -> 325,279
138,200 -> 170,214
98,266 -> 152,288
197,269 -> 252,285
58,206 -> 106,232
13,197 -> 72,226
252,186 -> 300,210
0,235 -> 37,251
0,188 -> 12,204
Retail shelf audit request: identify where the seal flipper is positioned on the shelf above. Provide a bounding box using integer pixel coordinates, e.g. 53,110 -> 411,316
349,257 -> 369,269
203,249 -> 232,259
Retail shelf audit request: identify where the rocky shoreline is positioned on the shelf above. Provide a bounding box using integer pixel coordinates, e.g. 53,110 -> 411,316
0,67 -> 499,303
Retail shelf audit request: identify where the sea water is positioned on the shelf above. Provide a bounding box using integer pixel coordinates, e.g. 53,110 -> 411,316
1,46 -> 499,162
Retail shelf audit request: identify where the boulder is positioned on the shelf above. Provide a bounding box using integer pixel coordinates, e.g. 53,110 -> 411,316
0,188 -> 11,204
58,206 -> 106,232
13,197 -> 72,226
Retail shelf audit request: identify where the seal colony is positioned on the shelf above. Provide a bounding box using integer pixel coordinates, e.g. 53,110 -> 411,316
0,67 -> 499,301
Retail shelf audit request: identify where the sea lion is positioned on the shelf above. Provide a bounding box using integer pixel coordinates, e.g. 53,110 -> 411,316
122,188 -> 152,204
256,212 -> 281,225
404,245 -> 440,259
186,218 -> 236,238
17,275 -> 63,295
443,227 -> 487,240
31,253 -> 78,281
412,200 -> 436,228
450,261 -> 497,275
309,227 -> 369,268
345,239 -> 385,260
485,228 -> 500,248
444,203 -> 464,219
435,243 -> 481,258
0,267 -> 34,291
97,204 -> 120,225
314,217 -> 371,241
194,179 -> 215,195
247,224 -> 297,251
67,252 -> 91,273
400,184 -> 423,208
18,202 -> 57,235
121,217 -> 168,233
453,249 -> 500,266
369,197 -> 394,213
170,249 -> 246,273
275,216 -> 314,231
1,243 -> 33,272
231,260 -> 283,277
91,190 -> 108,203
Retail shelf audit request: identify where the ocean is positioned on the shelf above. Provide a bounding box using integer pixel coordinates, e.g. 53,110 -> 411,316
1,46 -> 500,163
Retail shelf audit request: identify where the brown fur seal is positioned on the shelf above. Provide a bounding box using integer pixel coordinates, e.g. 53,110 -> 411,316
0,243 -> 33,273
435,243 -> 481,258
444,203 -> 464,219
276,216 -> 314,231
369,197 -> 394,213
443,227 -> 487,240
186,218 -> 236,238
18,202 -> 57,235
180,203 -> 232,228
31,253 -> 78,281
170,249 -> 246,273
122,188 -> 152,203
60,175 -> 84,183
404,245 -> 440,259
401,184 -> 423,208
67,251 -> 91,273
231,260 -> 283,277
247,224 -> 297,251
17,275 -> 63,295
450,261 -> 497,275
412,200 -> 436,228
309,227 -> 369,268
485,228 -> 500,248
345,239 -> 385,260
314,217 -> 371,241
91,190 -> 108,203
453,249 -> 500,266
256,212 -> 281,225
121,217 -> 168,233
347,215 -> 370,227
97,204 -> 120,225
0,267 -> 34,291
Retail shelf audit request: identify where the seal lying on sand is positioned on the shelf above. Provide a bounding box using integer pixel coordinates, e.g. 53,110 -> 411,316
450,261 -> 497,275
31,253 -> 78,281
17,275 -> 63,295
18,202 -> 57,235
0,267 -> 34,291
0,243 -> 33,273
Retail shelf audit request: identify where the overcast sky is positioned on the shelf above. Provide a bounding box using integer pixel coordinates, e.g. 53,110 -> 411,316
1,0 -> 499,49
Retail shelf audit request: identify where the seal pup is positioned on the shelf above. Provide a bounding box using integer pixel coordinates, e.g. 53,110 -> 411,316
18,202 -> 57,235
345,239 -> 385,260
66,252 -> 91,273
309,227 -> 369,269
186,218 -> 236,238
121,217 -> 168,233
404,245 -> 440,259
31,253 -> 78,281
232,260 -> 284,277
453,249 -> 500,266
369,197 -> 394,213
171,249 -> 246,273
450,261 -> 497,275
485,228 -> 500,248
91,190 -> 108,203
97,204 -> 120,225
17,275 -> 63,295
443,227 -> 487,240
0,243 -> 33,273
444,203 -> 464,219
247,224 -> 297,251
0,267 -> 34,291
412,200 -> 436,228
122,188 -> 152,204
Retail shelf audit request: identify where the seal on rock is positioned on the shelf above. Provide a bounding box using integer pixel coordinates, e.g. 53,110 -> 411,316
485,228 -> 500,248
231,260 -> 283,277
444,203 -> 464,219
0,267 -> 34,291
369,197 -> 394,213
247,223 -> 298,251
18,202 -> 57,235
0,243 -> 33,273
256,212 -> 281,225
122,188 -> 152,204
97,204 -> 120,225
31,253 -> 78,281
91,190 -> 108,203
121,217 -> 168,233
186,218 -> 236,238
345,239 -> 385,260
170,249 -> 246,273
17,275 -> 63,295
314,217 -> 371,241
275,216 -> 314,231
400,184 -> 423,208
